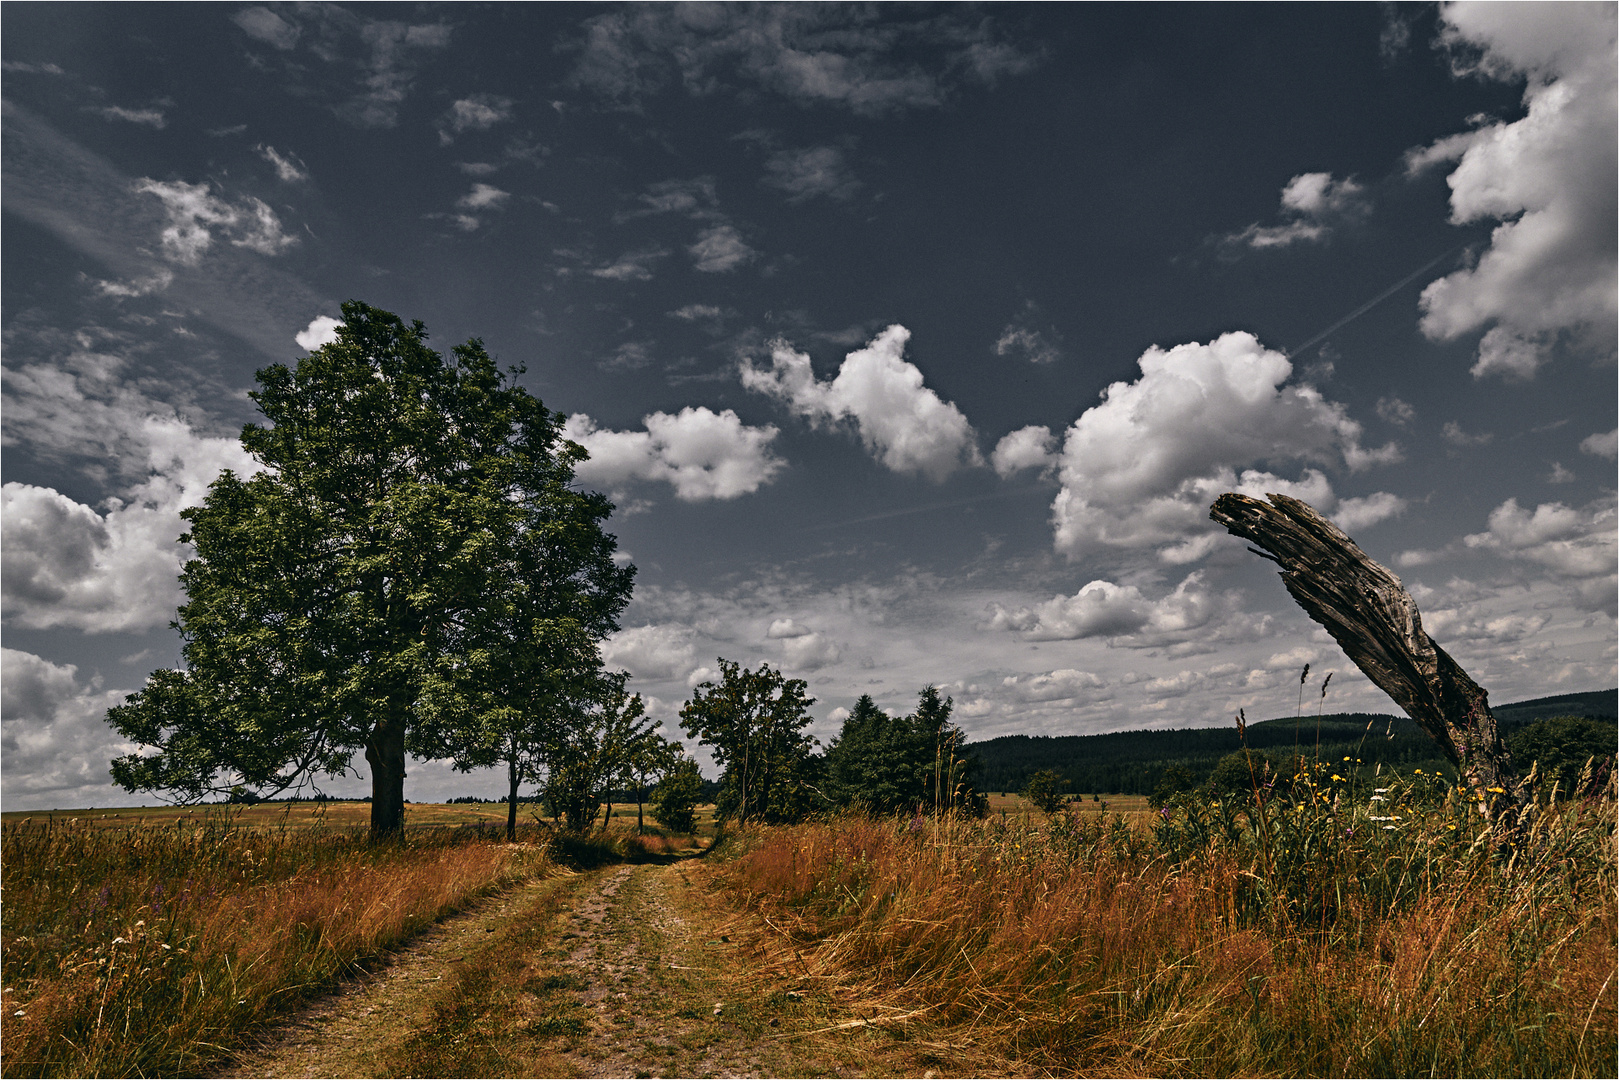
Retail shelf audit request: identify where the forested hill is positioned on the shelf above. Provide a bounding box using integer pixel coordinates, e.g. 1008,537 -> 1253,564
966,689 -> 1618,797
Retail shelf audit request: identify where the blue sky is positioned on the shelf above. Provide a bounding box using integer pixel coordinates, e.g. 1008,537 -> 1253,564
3,3 -> 1614,809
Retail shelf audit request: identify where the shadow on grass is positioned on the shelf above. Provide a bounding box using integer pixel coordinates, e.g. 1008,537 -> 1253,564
545,827 -> 708,869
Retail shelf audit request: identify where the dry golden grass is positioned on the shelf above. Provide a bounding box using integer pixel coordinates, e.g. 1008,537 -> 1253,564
718,775 -> 1617,1077
0,812 -> 550,1078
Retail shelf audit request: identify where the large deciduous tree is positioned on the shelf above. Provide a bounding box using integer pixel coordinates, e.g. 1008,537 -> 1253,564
108,302 -> 633,839
679,659 -> 818,825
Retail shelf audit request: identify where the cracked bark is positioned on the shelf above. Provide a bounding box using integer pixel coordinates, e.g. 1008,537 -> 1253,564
1209,492 -> 1528,845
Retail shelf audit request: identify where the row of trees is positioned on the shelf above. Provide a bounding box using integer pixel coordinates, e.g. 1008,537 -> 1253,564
678,660 -> 984,825
100,304 -> 982,837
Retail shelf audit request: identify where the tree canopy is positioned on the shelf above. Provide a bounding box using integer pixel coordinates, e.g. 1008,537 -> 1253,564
108,301 -> 633,838
679,659 -> 818,825
823,687 -> 977,816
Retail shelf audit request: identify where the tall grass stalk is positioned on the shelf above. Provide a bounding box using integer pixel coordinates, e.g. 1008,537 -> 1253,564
1,812 -> 549,1077
720,768 -> 1616,1077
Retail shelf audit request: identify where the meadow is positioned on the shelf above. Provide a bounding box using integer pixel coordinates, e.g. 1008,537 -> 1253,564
718,761 -> 1617,1077
0,802 -> 704,1078
3,772 -> 1611,1078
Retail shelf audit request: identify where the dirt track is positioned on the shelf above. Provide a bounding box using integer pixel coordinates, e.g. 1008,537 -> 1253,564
221,857 -> 1009,1079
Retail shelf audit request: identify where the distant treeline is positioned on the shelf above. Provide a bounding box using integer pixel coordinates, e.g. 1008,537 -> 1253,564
447,779 -> 723,806
967,689 -> 1618,797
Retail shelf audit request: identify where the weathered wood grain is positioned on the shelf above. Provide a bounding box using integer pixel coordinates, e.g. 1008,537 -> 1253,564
1209,492 -> 1527,841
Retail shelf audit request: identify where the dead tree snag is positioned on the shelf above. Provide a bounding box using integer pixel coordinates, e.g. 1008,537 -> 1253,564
1209,492 -> 1528,843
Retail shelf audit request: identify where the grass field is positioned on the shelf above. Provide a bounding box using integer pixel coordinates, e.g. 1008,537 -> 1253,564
8,781 -> 1608,1077
0,801 -> 711,1078
719,769 -> 1618,1077
0,797 -> 721,833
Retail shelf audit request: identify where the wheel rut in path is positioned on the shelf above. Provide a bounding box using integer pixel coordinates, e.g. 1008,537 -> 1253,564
223,856 -> 1017,1078
218,870 -> 580,1079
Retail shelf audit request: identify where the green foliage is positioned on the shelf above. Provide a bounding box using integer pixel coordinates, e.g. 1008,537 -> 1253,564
823,687 -> 981,816
1509,715 -> 1617,797
1021,768 -> 1068,814
651,758 -> 704,834
542,675 -> 651,833
106,302 -> 632,838
1147,764 -> 1199,809
679,659 -> 817,825
967,692 -> 1616,796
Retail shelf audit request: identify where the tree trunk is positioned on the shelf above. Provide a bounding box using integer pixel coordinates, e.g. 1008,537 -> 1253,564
365,716 -> 408,841
506,754 -> 520,842
1208,492 -> 1528,844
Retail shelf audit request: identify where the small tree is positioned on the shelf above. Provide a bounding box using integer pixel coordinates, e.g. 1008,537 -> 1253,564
1149,764 -> 1201,810
652,757 -> 704,834
623,731 -> 681,834
679,659 -> 816,825
1022,769 -> 1068,815
543,674 -> 651,833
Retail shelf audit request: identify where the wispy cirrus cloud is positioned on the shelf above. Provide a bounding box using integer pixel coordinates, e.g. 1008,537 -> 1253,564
133,178 -> 297,263
230,5 -> 451,128
438,94 -> 514,145
688,224 -> 756,273
567,6 -> 1038,115
763,145 -> 860,203
95,105 -> 166,128
1222,172 -> 1370,251
258,145 -> 309,183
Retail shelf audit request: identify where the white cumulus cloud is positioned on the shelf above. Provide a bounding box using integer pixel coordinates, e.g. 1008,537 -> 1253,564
1463,496 -> 1618,612
741,325 -> 982,482
563,407 -> 784,501
296,315 -> 342,351
1411,2 -> 1617,379
1579,428 -> 1617,460
1,649 -> 140,810
601,624 -> 699,681
987,572 -> 1222,644
1046,331 -> 1400,561
2,422 -> 259,633
999,669 -> 1105,704
991,424 -> 1059,479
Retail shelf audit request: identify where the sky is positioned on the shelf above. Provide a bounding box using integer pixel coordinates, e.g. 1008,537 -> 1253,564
2,3 -> 1615,810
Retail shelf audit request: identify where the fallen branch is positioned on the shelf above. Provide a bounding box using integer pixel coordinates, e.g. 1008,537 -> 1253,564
1208,492 -> 1528,844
